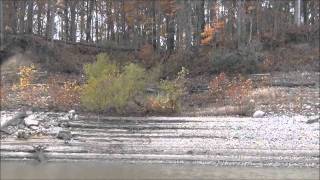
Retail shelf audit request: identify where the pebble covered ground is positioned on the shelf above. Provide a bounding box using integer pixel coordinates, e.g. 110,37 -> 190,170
1,111 -> 319,167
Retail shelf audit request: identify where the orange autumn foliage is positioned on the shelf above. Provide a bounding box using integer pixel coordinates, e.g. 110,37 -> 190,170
201,21 -> 225,45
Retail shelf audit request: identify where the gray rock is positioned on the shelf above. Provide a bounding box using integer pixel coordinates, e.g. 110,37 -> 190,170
18,124 -> 25,129
24,115 -> 39,127
306,117 -> 319,124
305,105 -> 311,109
26,111 -> 33,115
29,125 -> 39,130
68,110 -> 76,115
32,145 -> 47,162
56,130 -> 72,140
67,110 -> 76,120
1,111 -> 27,128
253,110 -> 265,118
0,128 -> 11,134
17,130 -> 31,140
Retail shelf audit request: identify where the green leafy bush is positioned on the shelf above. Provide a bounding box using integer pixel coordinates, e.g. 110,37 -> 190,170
146,67 -> 188,113
81,53 -> 147,112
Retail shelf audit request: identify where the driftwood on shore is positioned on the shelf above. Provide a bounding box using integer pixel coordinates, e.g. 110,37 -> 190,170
189,81 -> 316,94
270,82 -> 316,87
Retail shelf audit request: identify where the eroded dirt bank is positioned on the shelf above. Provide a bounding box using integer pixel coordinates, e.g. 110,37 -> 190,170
1,111 -> 319,168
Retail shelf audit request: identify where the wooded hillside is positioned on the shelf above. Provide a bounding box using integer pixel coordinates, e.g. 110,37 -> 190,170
1,0 -> 319,52
0,0 -> 319,117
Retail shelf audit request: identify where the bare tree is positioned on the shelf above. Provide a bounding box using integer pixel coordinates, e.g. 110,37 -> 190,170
69,1 -> 77,41
86,0 -> 94,42
26,0 -> 34,34
0,0 -> 3,48
295,0 -> 301,26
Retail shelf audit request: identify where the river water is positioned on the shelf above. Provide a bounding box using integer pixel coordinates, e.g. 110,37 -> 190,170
1,160 -> 319,180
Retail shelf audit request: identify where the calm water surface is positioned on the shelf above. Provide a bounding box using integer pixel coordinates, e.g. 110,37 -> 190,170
1,160 -> 319,180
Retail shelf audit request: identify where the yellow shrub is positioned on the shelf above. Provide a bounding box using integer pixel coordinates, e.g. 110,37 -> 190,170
12,64 -> 37,91
81,53 -> 148,112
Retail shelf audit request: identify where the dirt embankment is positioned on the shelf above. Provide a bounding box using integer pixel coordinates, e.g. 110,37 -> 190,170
0,34 -> 103,74
0,34 -> 319,117
183,71 -> 320,117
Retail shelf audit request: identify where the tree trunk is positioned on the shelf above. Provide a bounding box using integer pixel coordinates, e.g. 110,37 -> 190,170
106,0 -> 114,41
69,1 -> 77,42
156,11 -> 161,51
194,0 -> 205,46
302,0 -> 308,25
26,0 -> 34,34
18,0 -> 26,34
273,0 -> 279,36
80,1 -> 85,41
199,0 -> 205,39
86,0 -> 94,42
237,0 -> 244,48
166,15 -> 175,52
295,0 -> 301,26
0,0 -> 3,48
121,0 -> 126,43
64,0 -> 69,41
12,0 -> 18,34
37,1 -> 43,36
50,1 -> 56,44
185,0 -> 192,49
152,0 -> 157,50
45,0 -> 52,39
95,0 -> 99,42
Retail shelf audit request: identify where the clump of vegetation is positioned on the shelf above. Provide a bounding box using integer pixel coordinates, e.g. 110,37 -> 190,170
13,64 -> 37,90
8,64 -> 83,110
211,47 -> 264,74
7,65 -> 49,108
47,77 -> 82,110
209,72 -> 254,115
0,85 -> 9,108
226,76 -> 253,106
81,53 -> 148,112
146,67 -> 188,114
209,72 -> 229,99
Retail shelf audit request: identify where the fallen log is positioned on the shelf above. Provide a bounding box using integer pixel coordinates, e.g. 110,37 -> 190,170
270,82 -> 316,87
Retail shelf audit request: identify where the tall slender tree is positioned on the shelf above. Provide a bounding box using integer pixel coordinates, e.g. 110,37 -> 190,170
295,0 -> 301,26
26,0 -> 34,34
86,0 -> 94,42
0,0 -> 3,48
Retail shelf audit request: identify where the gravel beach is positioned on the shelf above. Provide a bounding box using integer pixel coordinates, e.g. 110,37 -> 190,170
1,111 -> 319,168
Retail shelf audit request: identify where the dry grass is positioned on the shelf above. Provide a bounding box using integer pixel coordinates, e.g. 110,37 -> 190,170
184,104 -> 254,117
0,65 -> 82,111
249,87 -> 278,104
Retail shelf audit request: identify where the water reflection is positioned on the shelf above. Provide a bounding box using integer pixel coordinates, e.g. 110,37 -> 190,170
1,160 -> 319,180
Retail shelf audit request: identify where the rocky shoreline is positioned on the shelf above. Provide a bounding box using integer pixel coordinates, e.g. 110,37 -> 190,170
1,111 -> 319,168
